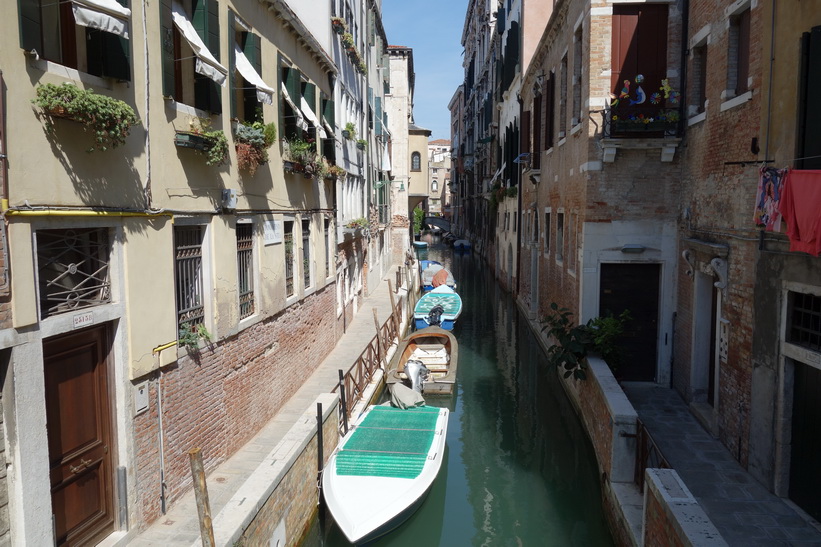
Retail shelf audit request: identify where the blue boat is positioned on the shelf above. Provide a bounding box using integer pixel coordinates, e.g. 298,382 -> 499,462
414,285 -> 462,330
412,240 -> 428,249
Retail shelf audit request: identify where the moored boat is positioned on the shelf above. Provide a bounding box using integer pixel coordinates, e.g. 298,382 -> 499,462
453,239 -> 471,251
413,285 -> 462,331
420,262 -> 456,292
386,327 -> 458,396
322,405 -> 449,544
412,240 -> 428,249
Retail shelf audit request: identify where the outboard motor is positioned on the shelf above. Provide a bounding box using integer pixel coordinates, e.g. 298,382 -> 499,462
404,359 -> 430,393
426,304 -> 445,327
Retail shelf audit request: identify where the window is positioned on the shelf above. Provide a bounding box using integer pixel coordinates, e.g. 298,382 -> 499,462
230,13 -> 273,122
611,5 -> 669,121
572,26 -> 583,126
727,7 -> 751,97
321,93 -> 336,162
533,210 -> 539,243
37,228 -> 111,319
532,92 -> 542,169
787,291 -> 821,351
690,44 -> 708,115
432,180 -> 439,192
281,65 -> 302,139
284,220 -> 294,297
411,152 -> 421,171
325,218 -> 333,278
568,213 -> 577,273
19,0 -> 131,80
797,26 -> 821,169
174,225 -> 205,332
161,0 -> 225,113
545,70 -> 555,149
556,212 -> 564,262
559,54 -> 568,137
236,222 -> 254,319
544,210 -> 551,255
302,218 -> 312,290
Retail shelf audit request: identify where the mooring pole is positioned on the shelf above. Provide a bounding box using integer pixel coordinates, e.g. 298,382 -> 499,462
188,447 -> 215,547
338,369 -> 349,434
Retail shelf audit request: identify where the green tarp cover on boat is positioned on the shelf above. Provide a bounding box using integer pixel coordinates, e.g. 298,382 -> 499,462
414,293 -> 461,315
335,406 -> 441,479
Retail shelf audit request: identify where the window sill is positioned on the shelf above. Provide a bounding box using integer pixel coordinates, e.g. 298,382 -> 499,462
719,90 -> 752,112
30,57 -> 112,90
687,111 -> 707,126
557,137 -> 567,148
166,98 -> 214,119
570,123 -> 583,136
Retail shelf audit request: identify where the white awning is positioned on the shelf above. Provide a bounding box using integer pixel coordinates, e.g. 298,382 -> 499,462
490,163 -> 505,184
381,142 -> 391,172
72,0 -> 131,39
280,83 -> 308,131
234,45 -> 274,104
172,1 -> 227,86
300,98 -> 327,138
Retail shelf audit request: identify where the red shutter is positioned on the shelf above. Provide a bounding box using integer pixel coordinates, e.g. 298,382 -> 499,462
611,5 -> 668,98
533,94 -> 542,169
521,110 -> 531,158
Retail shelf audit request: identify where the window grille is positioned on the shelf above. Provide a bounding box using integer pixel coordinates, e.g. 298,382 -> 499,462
174,225 -> 205,332
37,228 -> 111,319
302,219 -> 312,289
236,223 -> 254,319
284,221 -> 294,297
324,218 -> 331,277
788,292 -> 821,351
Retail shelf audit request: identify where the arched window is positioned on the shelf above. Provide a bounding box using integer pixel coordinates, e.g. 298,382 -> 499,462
411,152 -> 421,171
431,180 -> 439,192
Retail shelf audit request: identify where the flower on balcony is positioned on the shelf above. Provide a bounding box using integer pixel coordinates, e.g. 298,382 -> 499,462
234,120 -> 277,175
331,16 -> 346,34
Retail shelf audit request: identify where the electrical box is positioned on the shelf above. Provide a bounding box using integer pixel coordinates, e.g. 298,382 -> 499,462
135,381 -> 149,415
222,189 -> 238,210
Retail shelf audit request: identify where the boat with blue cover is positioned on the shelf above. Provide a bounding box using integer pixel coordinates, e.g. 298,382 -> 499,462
413,285 -> 462,330
420,262 -> 456,293
322,404 -> 449,544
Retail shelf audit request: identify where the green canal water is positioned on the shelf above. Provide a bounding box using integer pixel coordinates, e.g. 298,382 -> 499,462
303,242 -> 614,546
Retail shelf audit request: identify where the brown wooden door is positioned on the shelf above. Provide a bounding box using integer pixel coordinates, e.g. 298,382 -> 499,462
600,263 -> 660,381
43,325 -> 114,546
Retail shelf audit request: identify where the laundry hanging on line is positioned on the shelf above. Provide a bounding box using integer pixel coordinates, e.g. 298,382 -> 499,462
753,166 -> 788,232
778,169 -> 821,256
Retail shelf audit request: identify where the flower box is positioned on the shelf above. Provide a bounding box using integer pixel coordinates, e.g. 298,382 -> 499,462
174,131 -> 213,151
283,160 -> 305,174
612,120 -> 677,133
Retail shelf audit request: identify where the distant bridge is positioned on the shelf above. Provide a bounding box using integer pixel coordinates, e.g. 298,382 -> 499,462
423,216 -> 451,232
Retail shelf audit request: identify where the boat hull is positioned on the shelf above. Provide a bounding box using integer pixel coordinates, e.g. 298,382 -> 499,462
414,317 -> 455,330
413,286 -> 462,331
386,327 -> 458,396
322,406 -> 449,545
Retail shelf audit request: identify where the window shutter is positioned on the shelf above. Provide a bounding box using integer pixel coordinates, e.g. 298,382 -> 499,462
520,110 -> 531,158
798,27 -> 821,169
194,0 -> 222,114
18,0 -> 42,52
302,82 -> 316,114
375,96 -> 382,135
228,10 -> 236,118
533,94 -> 542,169
286,67 -> 300,106
160,0 -> 175,97
611,5 -> 668,99
322,96 -> 335,130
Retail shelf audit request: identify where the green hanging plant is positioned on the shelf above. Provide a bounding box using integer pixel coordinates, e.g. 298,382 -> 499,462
33,82 -> 139,152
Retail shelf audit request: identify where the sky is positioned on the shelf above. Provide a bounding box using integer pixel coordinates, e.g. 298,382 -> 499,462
381,0 -> 468,142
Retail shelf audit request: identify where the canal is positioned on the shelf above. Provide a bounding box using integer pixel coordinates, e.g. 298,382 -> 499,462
303,240 -> 614,546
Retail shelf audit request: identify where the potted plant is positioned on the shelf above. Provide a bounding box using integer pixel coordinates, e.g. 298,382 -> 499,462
342,122 -> 356,140
329,164 -> 346,180
32,82 -> 139,152
356,139 -> 367,151
344,217 -> 369,238
174,117 -> 229,166
331,16 -> 346,34
282,137 -> 317,176
178,323 -> 213,353
234,120 -> 277,175
341,32 -> 355,51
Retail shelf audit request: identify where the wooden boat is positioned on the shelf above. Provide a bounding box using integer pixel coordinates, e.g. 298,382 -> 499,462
413,285 -> 462,331
420,263 -> 456,292
322,405 -> 449,545
386,327 -> 458,396
412,240 -> 428,249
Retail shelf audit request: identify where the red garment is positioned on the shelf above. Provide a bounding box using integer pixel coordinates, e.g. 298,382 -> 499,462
780,170 -> 821,255
432,268 -> 449,287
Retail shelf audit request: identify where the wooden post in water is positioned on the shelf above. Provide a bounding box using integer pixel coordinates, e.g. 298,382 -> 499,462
188,447 -> 215,547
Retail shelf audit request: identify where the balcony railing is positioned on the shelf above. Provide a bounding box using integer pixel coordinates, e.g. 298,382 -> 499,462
603,106 -> 682,139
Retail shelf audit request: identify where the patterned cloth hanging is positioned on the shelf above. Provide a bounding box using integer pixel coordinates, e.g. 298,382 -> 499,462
753,166 -> 788,232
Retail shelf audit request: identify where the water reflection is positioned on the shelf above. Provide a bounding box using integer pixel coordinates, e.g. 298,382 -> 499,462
303,238 -> 613,546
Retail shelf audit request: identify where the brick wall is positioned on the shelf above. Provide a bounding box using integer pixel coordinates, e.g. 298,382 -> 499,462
644,483 -> 687,547
133,285 -> 337,529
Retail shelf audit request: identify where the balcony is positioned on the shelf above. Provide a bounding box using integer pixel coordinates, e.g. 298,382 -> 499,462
600,106 -> 683,163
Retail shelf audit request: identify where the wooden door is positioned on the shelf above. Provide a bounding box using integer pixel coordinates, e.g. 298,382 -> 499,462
789,362 -> 821,522
43,325 -> 114,546
600,263 -> 660,381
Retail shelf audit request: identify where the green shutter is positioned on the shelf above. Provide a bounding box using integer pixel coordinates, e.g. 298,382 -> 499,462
18,0 -> 41,52
302,82 -> 316,114
245,32 -> 261,73
194,0 -> 222,114
160,0 -> 175,97
375,97 -> 382,135
228,10 -> 236,118
322,96 -> 335,130
286,67 -> 300,107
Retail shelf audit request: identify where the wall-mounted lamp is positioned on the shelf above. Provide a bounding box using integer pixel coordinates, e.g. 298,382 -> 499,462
621,244 -> 646,254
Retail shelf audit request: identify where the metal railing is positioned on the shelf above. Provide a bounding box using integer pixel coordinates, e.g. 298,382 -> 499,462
634,417 -> 670,491
602,106 -> 683,139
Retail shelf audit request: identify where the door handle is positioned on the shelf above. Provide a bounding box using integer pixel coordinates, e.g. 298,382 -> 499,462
69,458 -> 93,474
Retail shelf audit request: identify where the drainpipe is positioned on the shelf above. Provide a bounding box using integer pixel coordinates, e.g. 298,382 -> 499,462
141,0 -> 152,208
0,70 -> 10,293
679,0 -> 690,138
764,0 -> 776,161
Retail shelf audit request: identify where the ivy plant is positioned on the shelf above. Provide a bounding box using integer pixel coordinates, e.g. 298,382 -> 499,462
33,82 -> 139,152
178,323 -> 213,353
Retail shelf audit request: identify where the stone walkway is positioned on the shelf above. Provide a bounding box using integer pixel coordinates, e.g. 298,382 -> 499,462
126,274 -> 409,546
622,383 -> 821,546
